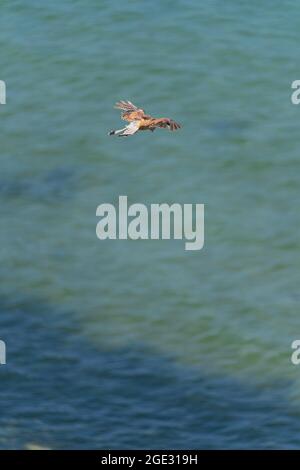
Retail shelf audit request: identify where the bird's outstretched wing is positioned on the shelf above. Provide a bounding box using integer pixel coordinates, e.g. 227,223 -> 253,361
114,100 -> 143,112
151,118 -> 181,131
114,100 -> 146,122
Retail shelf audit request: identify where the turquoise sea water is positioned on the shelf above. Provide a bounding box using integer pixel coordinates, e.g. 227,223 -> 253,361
1,0 -> 300,449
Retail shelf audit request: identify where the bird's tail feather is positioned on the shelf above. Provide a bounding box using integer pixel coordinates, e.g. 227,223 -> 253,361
108,127 -> 127,136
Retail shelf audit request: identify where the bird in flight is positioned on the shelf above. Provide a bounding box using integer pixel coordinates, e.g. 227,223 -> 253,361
108,100 -> 181,137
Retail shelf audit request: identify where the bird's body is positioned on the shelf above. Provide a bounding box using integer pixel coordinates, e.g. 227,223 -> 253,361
109,101 -> 181,137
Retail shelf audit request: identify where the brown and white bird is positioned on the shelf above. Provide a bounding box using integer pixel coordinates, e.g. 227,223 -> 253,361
108,100 -> 181,137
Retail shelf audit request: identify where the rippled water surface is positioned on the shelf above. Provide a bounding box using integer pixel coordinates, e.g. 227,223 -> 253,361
1,0 -> 300,449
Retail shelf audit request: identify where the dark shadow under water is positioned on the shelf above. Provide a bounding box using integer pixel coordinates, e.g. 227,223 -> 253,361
0,166 -> 77,203
0,294 -> 299,450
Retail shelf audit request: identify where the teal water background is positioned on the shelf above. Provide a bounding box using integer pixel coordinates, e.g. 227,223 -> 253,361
1,0 -> 300,449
